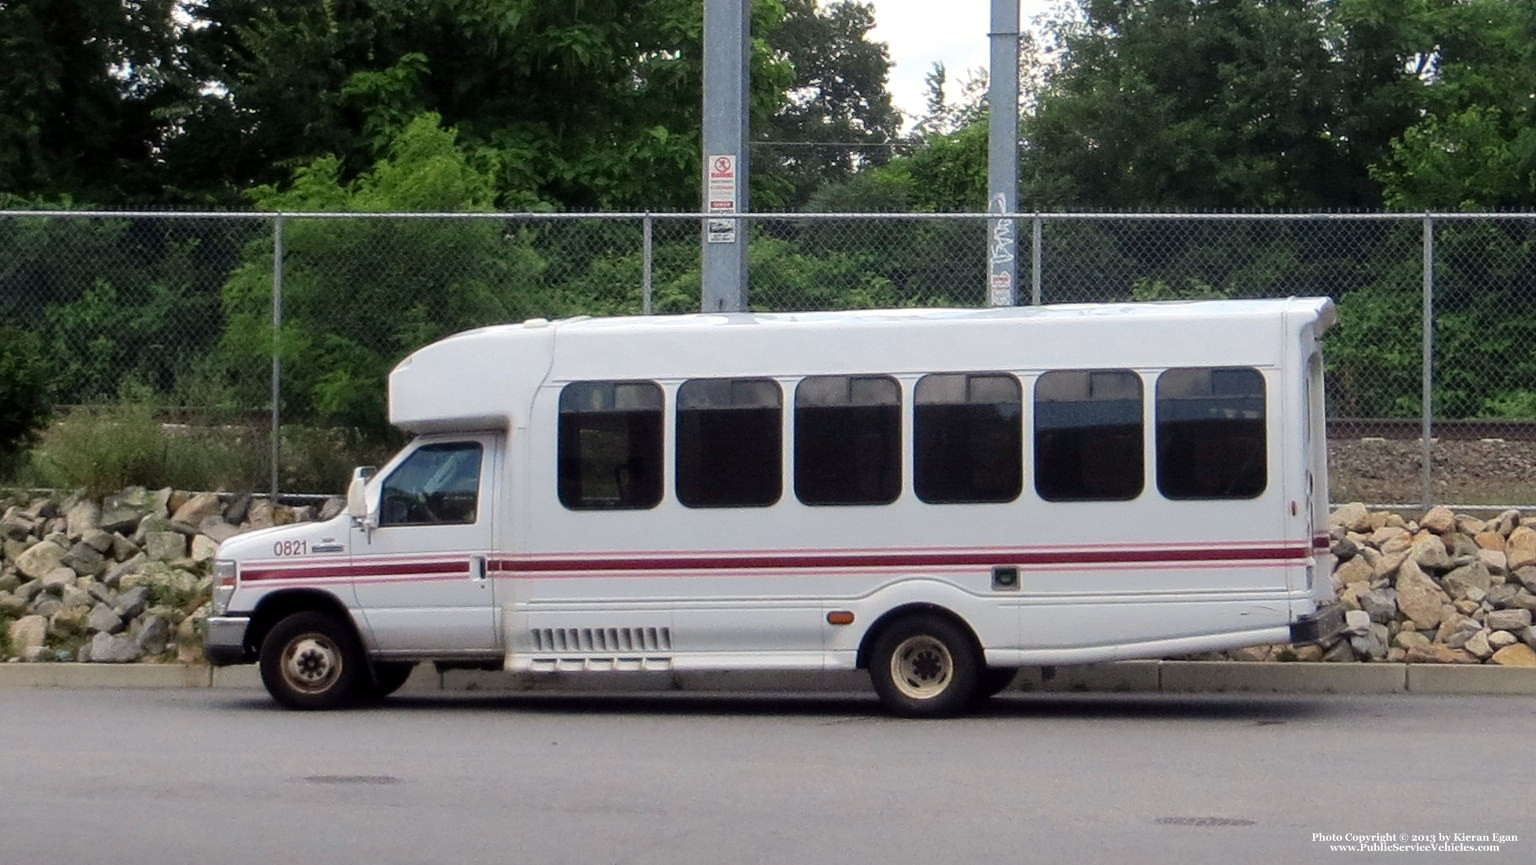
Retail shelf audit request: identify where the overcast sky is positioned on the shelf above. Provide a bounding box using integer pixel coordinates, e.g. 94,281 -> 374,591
863,0 -> 1052,127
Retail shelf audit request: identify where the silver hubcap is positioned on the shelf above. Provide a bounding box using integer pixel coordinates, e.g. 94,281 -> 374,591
282,634 -> 342,694
889,635 -> 953,700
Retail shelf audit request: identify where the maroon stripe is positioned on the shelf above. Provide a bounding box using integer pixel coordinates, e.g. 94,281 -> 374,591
491,545 -> 1309,574
243,560 -> 468,582
244,546 -> 1308,583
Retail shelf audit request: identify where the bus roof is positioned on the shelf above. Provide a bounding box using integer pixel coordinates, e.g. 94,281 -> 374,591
389,298 -> 1335,433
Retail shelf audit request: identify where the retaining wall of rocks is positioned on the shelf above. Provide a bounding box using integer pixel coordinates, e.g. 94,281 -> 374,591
1311,503 -> 1536,666
4,488 -> 1535,667
1,487 -> 340,664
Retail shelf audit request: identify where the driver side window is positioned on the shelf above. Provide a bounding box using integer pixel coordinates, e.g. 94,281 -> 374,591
379,442 -> 483,527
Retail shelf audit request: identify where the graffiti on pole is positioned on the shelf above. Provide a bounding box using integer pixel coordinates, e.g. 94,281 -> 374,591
988,192 -> 1016,306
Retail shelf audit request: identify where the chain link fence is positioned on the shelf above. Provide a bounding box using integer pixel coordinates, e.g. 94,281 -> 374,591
3,209 -> 1534,506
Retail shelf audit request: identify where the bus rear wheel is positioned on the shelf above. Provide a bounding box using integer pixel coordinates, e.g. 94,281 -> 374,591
259,611 -> 364,710
869,614 -> 980,717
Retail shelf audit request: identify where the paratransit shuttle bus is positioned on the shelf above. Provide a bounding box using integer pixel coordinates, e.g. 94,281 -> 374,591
206,299 -> 1345,716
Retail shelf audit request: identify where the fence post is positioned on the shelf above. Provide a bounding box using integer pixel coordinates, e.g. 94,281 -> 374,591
1031,214 -> 1043,305
643,214 -> 654,315
271,214 -> 285,503
1420,214 -> 1434,509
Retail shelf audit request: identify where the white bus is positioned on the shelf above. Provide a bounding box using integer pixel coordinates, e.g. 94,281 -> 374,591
206,299 -> 1343,716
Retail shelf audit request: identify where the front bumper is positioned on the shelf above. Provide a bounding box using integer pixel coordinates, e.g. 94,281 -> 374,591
205,615 -> 254,666
1289,603 -> 1348,645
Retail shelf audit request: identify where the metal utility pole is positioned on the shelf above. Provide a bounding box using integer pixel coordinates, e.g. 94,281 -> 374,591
701,0 -> 750,312
987,0 -> 1020,307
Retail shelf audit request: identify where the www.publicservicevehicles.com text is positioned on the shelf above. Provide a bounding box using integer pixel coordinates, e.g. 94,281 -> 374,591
1312,833 -> 1518,854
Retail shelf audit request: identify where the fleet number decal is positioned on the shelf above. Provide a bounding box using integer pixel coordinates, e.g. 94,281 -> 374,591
273,540 -> 309,557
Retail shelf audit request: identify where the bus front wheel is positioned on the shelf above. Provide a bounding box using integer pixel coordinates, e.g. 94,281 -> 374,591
259,611 -> 364,710
869,614 -> 980,717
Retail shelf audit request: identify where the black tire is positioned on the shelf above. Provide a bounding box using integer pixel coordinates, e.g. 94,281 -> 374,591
364,661 -> 417,700
259,611 -> 365,710
976,667 -> 1017,701
868,614 -> 981,718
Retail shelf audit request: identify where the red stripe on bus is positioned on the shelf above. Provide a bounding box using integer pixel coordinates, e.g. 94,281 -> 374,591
490,545 -> 1309,574
242,560 -> 468,582
241,544 -> 1309,583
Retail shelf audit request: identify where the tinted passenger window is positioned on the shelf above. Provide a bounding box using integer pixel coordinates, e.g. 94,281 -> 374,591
380,442 -> 482,526
1034,370 -> 1143,502
558,381 -> 663,510
795,375 -> 901,506
1157,367 -> 1267,499
677,378 -> 783,508
915,373 -> 1022,504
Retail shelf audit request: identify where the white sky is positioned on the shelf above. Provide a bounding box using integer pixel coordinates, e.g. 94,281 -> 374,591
863,0 -> 1052,127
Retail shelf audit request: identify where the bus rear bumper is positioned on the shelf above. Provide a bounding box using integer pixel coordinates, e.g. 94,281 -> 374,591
1289,604 -> 1347,645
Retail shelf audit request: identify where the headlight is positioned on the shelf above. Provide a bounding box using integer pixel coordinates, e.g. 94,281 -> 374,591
212,559 -> 238,615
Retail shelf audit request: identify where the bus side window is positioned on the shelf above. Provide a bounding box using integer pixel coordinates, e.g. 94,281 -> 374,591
914,372 -> 1022,504
676,378 -> 783,508
1033,369 -> 1144,502
795,375 -> 901,506
1156,367 -> 1267,499
558,381 -> 664,510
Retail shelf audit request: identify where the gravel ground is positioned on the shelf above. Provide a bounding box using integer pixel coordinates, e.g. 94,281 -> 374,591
1330,437 -> 1536,509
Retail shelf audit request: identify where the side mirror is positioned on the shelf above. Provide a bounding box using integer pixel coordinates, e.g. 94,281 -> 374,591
347,466 -> 377,527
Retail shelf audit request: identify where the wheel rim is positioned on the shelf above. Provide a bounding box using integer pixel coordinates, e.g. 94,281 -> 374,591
889,635 -> 953,700
281,633 -> 344,695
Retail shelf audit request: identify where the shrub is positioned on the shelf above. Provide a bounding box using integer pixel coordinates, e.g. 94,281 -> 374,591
19,395 -> 265,496
0,324 -> 52,476
21,400 -> 169,496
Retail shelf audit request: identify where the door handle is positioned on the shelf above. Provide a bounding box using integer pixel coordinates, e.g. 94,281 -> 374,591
470,555 -> 487,582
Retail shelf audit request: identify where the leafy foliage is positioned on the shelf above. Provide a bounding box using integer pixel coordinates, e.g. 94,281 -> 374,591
0,0 -> 185,202
0,322 -> 51,473
756,0 -> 901,209
1368,0 -> 1536,209
168,0 -> 796,210
218,114 -> 546,429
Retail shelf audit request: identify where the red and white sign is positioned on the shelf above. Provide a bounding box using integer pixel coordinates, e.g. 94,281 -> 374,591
706,154 -> 737,212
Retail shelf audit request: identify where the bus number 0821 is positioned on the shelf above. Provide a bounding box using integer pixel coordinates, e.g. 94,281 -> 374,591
273,540 -> 308,557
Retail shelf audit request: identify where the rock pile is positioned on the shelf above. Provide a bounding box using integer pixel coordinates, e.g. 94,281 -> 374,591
1,487 -> 339,664
6,487 -> 1536,668
1319,503 -> 1536,666
1223,503 -> 1536,666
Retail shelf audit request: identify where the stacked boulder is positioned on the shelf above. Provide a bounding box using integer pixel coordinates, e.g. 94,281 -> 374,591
1,487 -> 339,664
1321,503 -> 1536,666
7,486 -> 1536,667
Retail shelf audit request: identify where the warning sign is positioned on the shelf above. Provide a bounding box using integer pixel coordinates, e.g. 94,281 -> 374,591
706,154 -> 737,213
707,218 -> 736,244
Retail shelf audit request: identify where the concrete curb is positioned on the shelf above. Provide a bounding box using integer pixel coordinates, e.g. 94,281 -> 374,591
0,663 -> 211,689
4,661 -> 1536,696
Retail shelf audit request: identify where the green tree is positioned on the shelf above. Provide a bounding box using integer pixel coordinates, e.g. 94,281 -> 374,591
170,0 -> 795,210
1025,0 -> 1378,209
0,322 -> 51,475
0,0 -> 185,202
219,114 -> 548,429
756,0 -> 901,209
0,210 -> 250,405
1368,0 -> 1536,210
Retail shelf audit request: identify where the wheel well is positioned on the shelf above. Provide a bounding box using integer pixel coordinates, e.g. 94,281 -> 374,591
855,604 -> 983,670
246,590 -> 360,658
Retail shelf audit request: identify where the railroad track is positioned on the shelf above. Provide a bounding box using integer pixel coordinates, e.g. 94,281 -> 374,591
1330,419 -> 1536,441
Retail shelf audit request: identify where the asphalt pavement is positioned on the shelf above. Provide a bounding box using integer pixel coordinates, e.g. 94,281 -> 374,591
3,687 -> 1533,865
